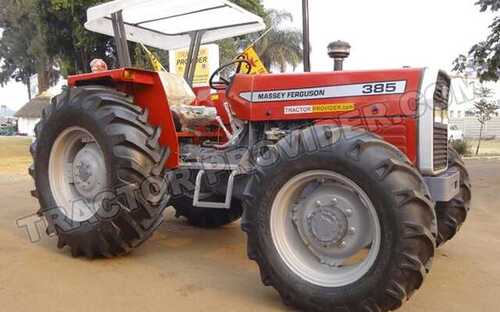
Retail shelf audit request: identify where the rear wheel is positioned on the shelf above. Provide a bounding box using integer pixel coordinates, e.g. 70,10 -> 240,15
172,195 -> 243,228
171,170 -> 243,228
30,86 -> 170,258
436,147 -> 471,246
242,126 -> 436,312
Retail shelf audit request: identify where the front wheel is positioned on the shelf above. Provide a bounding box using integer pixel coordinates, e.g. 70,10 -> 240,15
435,147 -> 471,246
242,127 -> 436,312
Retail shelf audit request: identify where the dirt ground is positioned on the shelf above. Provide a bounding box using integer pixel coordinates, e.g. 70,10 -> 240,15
1,138 -> 500,311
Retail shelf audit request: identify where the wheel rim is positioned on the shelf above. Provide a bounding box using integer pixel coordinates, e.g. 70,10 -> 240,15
49,127 -> 108,222
270,170 -> 381,287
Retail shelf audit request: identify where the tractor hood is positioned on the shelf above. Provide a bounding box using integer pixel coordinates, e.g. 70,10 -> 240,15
225,68 -> 447,122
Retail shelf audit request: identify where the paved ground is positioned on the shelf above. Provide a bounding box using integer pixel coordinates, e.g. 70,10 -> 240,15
0,159 -> 499,312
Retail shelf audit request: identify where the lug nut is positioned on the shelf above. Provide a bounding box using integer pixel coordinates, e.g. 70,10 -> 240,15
344,208 -> 353,217
348,227 -> 356,235
316,200 -> 322,207
339,241 -> 347,248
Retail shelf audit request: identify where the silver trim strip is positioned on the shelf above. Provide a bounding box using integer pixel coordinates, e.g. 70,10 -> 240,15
239,80 -> 407,102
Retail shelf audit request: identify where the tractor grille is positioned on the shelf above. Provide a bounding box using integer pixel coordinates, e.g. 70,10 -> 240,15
432,72 -> 450,171
433,123 -> 448,171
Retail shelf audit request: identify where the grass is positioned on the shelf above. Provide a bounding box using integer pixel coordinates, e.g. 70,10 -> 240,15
0,136 -> 33,174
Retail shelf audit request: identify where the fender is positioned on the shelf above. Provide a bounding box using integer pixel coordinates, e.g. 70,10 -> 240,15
68,68 -> 180,169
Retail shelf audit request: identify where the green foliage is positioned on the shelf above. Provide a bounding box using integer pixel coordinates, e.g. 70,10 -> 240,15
476,0 -> 500,12
451,139 -> 471,156
231,0 -> 266,17
473,86 -> 499,154
473,86 -> 499,125
0,0 -> 39,87
38,0 -> 113,75
132,44 -> 169,71
255,10 -> 303,72
454,0 -> 500,81
219,0 -> 266,65
219,7 -> 303,73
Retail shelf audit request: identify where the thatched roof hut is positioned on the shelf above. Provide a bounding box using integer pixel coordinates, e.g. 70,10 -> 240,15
15,96 -> 51,119
15,95 -> 52,136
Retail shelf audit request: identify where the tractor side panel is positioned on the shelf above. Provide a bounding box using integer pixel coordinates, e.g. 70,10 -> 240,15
227,69 -> 423,121
226,68 -> 423,166
315,117 -> 418,164
68,68 -> 180,169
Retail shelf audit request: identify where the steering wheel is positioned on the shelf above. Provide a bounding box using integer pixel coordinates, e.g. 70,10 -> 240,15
209,59 -> 252,90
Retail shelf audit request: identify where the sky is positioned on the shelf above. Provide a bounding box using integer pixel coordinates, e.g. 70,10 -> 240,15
0,0 -> 496,112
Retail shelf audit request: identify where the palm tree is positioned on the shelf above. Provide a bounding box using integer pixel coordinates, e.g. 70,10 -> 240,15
255,10 -> 303,73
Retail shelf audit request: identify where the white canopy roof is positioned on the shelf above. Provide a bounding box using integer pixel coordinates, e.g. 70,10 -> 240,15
85,0 -> 266,50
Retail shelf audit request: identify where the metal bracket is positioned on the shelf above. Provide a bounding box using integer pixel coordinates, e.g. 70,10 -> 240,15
111,10 -> 132,67
424,168 -> 460,202
193,169 -> 237,209
184,31 -> 204,86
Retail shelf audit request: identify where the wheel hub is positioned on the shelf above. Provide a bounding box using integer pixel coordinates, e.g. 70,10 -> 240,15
72,143 -> 107,200
291,182 -> 374,266
307,206 -> 347,247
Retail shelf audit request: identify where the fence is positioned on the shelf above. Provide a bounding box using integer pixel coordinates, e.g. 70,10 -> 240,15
450,117 -> 500,139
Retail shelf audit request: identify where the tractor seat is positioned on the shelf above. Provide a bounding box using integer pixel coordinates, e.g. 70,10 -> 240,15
158,72 -> 218,129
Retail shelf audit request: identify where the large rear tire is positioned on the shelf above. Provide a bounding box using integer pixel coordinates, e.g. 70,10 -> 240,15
242,126 -> 436,312
435,147 -> 471,246
30,86 -> 170,258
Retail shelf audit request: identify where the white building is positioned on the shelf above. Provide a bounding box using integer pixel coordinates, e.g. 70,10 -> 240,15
449,75 -> 500,119
14,81 -> 66,136
449,76 -> 500,138
15,95 -> 51,136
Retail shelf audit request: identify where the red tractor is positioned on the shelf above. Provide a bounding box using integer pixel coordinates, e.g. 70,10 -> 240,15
29,1 -> 471,311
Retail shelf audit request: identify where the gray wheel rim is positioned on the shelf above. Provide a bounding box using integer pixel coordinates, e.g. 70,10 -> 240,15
48,127 -> 108,222
270,170 -> 381,287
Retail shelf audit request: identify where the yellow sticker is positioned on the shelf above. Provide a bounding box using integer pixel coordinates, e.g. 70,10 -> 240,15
313,103 -> 355,113
284,103 -> 355,115
210,94 -> 220,101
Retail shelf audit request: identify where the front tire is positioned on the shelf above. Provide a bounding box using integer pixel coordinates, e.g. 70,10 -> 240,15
435,147 -> 471,246
242,127 -> 436,312
30,86 -> 170,258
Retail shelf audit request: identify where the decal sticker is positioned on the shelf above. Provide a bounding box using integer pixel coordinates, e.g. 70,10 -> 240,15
284,103 -> 355,115
240,80 -> 407,102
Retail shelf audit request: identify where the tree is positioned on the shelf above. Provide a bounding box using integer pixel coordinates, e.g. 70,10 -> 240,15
254,10 -> 303,72
132,44 -> 169,71
472,86 -> 499,155
219,0 -> 266,65
220,8 -> 304,73
455,0 -> 500,81
0,0 -> 43,99
1,0 -> 61,98
37,0 -> 114,76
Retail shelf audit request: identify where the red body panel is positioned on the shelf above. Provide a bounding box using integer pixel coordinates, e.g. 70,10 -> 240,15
68,68 -> 180,168
315,118 -> 418,164
226,68 -> 423,163
227,69 -> 422,121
